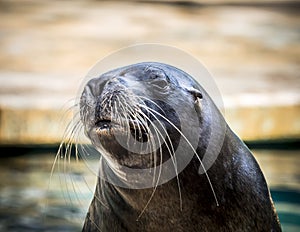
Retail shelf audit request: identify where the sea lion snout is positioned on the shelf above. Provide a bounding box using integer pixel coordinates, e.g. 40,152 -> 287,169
95,78 -> 126,117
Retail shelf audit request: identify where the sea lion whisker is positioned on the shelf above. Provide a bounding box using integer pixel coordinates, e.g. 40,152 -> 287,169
133,106 -> 168,160
59,119 -> 81,166
73,142 -> 109,210
131,103 -> 180,213
61,122 -> 83,201
139,104 -> 219,207
58,98 -> 79,116
118,95 -> 140,124
127,103 -> 165,219
100,94 -> 108,106
122,103 -> 142,147
118,95 -> 149,147
115,102 -> 130,147
50,116 -> 81,182
108,94 -> 114,109
135,98 -> 177,161
137,104 -> 182,209
67,123 -> 82,162
65,145 -> 87,214
143,111 -> 177,170
112,105 -> 120,128
135,97 -> 178,167
135,95 -> 165,116
116,96 -> 132,144
58,140 -> 75,208
136,130 -> 163,221
116,95 -> 160,186
135,96 -> 174,151
102,95 -> 112,113
113,101 -> 133,147
69,122 -> 110,211
118,95 -> 137,120
46,131 -> 77,222
135,111 -> 160,181
129,106 -> 155,158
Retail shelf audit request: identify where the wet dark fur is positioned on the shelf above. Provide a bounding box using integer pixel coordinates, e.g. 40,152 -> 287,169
81,62 -> 281,231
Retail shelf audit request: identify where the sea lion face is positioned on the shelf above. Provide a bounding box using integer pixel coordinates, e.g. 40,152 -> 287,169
80,63 -> 202,169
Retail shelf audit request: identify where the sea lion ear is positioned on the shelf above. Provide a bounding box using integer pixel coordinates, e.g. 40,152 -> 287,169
186,87 -> 203,112
186,87 -> 203,101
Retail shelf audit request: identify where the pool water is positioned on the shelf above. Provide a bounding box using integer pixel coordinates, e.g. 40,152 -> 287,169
0,147 -> 299,231
271,189 -> 300,232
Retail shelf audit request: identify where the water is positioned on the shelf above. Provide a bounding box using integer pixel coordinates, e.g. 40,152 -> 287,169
0,146 -> 299,231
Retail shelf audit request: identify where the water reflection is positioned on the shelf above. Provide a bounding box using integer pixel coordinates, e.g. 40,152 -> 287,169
0,147 -> 299,231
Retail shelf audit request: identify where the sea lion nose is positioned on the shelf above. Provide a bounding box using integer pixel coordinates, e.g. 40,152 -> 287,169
94,77 -> 126,120
103,77 -> 127,93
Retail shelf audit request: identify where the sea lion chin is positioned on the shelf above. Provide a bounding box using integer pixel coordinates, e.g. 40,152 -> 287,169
79,62 -> 281,231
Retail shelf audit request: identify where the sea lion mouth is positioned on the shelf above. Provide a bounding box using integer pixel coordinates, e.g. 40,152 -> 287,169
96,119 -> 112,130
95,118 -> 149,143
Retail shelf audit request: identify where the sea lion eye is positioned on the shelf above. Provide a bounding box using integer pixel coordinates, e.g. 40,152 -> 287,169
149,72 -> 170,89
145,66 -> 170,90
151,78 -> 169,89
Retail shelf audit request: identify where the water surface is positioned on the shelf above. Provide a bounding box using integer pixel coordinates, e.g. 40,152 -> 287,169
0,147 -> 299,231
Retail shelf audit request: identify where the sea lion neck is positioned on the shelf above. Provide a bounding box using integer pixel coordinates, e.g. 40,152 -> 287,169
95,154 -> 216,212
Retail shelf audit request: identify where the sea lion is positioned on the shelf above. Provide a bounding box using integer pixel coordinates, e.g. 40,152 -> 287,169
79,62 -> 281,231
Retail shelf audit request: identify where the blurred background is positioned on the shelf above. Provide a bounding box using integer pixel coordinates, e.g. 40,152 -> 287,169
0,0 -> 299,231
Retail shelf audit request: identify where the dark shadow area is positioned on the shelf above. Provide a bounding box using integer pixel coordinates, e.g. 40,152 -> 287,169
246,138 -> 300,151
0,145 -> 59,157
0,138 -> 299,158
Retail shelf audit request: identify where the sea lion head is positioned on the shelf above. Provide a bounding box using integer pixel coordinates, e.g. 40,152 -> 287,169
80,62 -> 205,171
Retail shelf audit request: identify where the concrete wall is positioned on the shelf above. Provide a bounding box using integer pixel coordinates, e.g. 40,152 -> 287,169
0,0 -> 299,144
